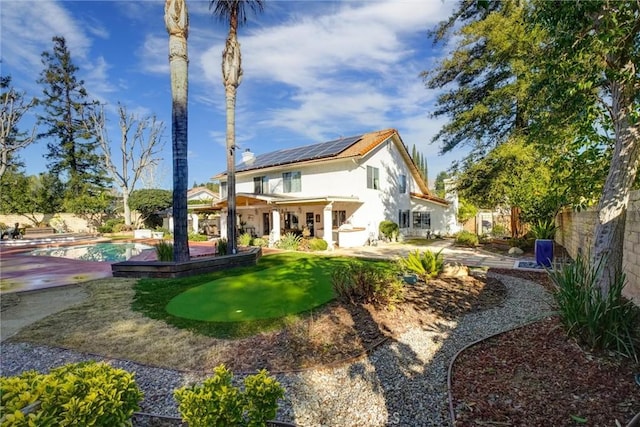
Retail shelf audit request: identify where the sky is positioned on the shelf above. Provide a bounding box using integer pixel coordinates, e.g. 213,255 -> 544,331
1,0 -> 464,190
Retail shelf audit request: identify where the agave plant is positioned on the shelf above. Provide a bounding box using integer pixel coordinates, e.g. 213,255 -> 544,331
399,249 -> 444,281
530,219 -> 557,240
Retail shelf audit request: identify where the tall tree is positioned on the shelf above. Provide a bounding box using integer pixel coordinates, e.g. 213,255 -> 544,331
165,0 -> 190,262
531,0 -> 640,297
423,0 -> 542,161
210,0 -> 264,254
37,36 -> 109,207
87,104 -> 166,226
0,76 -> 37,179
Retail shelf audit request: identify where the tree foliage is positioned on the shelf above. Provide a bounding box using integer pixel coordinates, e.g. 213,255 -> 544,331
423,0 -> 543,161
0,171 -> 64,225
129,188 -> 172,227
37,36 -> 110,211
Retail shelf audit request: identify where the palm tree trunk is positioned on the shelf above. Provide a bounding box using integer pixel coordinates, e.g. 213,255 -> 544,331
222,23 -> 242,254
165,0 -> 190,262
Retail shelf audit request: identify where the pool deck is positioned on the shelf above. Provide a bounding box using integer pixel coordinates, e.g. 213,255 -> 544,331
0,237 -> 219,293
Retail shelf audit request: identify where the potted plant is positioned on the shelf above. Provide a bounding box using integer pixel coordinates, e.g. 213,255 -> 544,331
531,219 -> 557,267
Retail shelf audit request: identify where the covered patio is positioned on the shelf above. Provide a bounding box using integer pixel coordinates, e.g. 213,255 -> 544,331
213,193 -> 366,248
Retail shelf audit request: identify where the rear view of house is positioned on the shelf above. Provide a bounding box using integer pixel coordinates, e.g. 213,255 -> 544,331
213,129 -> 455,248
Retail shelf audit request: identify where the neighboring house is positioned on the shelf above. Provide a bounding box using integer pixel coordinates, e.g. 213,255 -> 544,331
213,129 -> 453,248
163,187 -> 221,235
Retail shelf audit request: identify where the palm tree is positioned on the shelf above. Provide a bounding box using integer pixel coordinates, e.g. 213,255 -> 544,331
165,0 -> 190,262
210,0 -> 264,254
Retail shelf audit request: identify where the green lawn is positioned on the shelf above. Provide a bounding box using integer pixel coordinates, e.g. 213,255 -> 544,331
132,252 -> 392,338
166,253 -> 339,322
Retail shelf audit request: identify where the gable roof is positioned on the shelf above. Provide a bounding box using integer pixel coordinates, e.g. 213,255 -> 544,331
213,129 -> 444,202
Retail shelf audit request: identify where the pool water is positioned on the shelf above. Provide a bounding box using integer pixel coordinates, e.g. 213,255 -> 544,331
29,242 -> 153,262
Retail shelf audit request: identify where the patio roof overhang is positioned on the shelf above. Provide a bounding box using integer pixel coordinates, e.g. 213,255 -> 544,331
212,193 -> 361,209
410,192 -> 449,207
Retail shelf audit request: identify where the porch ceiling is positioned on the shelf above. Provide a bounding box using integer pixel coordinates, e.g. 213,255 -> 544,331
213,193 -> 361,209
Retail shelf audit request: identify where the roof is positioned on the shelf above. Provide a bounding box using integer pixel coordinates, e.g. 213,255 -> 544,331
213,129 -> 440,200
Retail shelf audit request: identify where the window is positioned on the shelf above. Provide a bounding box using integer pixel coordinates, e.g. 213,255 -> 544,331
399,174 -> 407,194
220,182 -> 227,198
284,212 -> 299,229
253,176 -> 268,194
413,211 -> 431,229
332,210 -> 346,227
283,171 -> 301,193
398,210 -> 410,228
367,166 -> 379,190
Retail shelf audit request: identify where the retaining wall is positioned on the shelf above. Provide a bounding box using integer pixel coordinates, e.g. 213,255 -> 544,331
556,190 -> 640,305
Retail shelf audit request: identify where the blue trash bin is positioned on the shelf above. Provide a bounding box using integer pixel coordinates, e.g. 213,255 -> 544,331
535,239 -> 554,268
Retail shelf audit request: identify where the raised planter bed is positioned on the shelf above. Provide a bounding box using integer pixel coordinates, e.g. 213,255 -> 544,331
112,247 -> 262,279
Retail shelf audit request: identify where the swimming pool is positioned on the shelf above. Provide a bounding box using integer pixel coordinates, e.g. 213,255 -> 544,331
28,242 -> 153,262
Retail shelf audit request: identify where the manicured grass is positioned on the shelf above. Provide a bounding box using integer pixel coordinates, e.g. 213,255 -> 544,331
166,254 -> 338,322
132,252 -> 393,338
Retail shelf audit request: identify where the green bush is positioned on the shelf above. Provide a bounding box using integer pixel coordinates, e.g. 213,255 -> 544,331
308,238 -> 328,251
399,249 -> 444,281
238,233 -> 253,246
549,254 -> 639,361
491,224 -> 507,237
530,219 -> 557,240
188,232 -> 208,242
378,220 -> 399,241
174,364 -> 284,427
276,232 -> 302,251
97,218 -> 124,233
455,230 -> 478,247
217,238 -> 228,256
0,361 -> 143,426
331,261 -> 403,307
155,241 -> 174,262
252,237 -> 268,247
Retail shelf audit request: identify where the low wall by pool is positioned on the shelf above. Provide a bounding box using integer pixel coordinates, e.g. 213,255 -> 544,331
111,247 -> 262,279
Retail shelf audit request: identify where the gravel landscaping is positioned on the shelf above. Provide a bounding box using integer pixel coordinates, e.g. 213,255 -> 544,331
0,272 -> 554,426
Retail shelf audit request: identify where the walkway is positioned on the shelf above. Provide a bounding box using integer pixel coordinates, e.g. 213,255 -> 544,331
333,239 -> 517,270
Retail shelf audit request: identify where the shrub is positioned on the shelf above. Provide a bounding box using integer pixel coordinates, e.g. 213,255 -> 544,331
276,232 -> 302,251
174,364 -> 284,427
97,218 -> 124,233
399,249 -> 444,281
530,219 -> 557,240
217,238 -> 228,256
549,254 -> 639,361
188,232 -> 208,242
238,233 -> 253,246
252,237 -> 268,247
0,361 -> 143,426
331,260 -> 403,307
491,224 -> 507,237
455,230 -> 478,247
308,238 -> 328,251
378,220 -> 399,241
155,241 -> 174,261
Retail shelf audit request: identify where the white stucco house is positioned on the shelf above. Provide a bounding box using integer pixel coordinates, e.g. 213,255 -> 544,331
213,129 -> 455,248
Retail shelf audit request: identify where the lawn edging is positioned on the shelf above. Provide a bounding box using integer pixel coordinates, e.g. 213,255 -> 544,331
112,247 -> 262,278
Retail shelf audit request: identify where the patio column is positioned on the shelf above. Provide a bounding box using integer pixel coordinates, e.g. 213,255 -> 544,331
220,210 -> 228,239
323,203 -> 334,249
270,208 -> 281,247
191,213 -> 199,233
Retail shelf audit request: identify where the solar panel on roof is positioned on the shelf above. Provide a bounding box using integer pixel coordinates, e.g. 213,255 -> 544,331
235,134 -> 363,172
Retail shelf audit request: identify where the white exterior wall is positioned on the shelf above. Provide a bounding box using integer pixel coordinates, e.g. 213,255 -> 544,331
226,135 -> 449,243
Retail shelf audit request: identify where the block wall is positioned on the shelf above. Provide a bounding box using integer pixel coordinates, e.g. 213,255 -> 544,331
556,190 -> 640,305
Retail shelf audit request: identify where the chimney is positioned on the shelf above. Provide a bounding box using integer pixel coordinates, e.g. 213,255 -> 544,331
241,149 -> 256,165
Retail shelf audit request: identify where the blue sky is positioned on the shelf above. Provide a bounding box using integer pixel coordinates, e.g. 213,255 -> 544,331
2,0 -> 463,190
